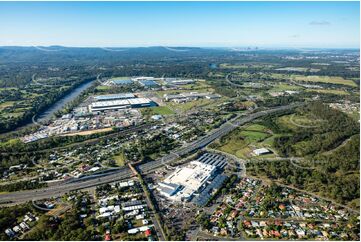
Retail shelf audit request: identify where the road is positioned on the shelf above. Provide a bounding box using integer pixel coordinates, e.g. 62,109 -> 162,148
224,74 -> 244,88
0,104 -> 300,206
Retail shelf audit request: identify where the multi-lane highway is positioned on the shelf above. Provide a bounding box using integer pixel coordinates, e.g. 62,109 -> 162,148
0,103 -> 300,206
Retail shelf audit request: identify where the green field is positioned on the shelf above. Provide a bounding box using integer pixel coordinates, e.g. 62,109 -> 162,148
277,113 -> 324,131
154,80 -> 214,97
165,99 -> 214,112
109,76 -> 131,81
96,85 -> 113,91
349,111 -> 360,121
213,123 -> 274,159
0,101 -> 16,111
219,63 -> 274,69
239,130 -> 269,143
142,106 -> 175,116
220,63 -> 249,69
293,75 -> 357,87
245,123 -> 269,132
270,74 -> 357,87
274,67 -> 320,72
269,83 -> 303,92
113,152 -> 126,166
306,89 -> 349,95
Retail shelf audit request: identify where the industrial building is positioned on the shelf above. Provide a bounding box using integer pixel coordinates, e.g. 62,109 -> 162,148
138,80 -> 159,88
165,78 -> 195,85
111,79 -> 134,85
157,161 -> 217,202
89,98 -> 156,112
131,77 -> 155,82
163,92 -> 221,103
192,153 -> 229,206
94,93 -> 136,101
88,93 -> 158,112
157,182 -> 182,198
192,174 -> 228,206
253,148 -> 271,156
103,79 -> 134,86
157,153 -> 229,205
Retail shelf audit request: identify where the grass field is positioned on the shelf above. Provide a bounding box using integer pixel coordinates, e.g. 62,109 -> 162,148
141,106 -> 174,116
306,89 -> 349,95
239,131 -> 269,143
275,67 -> 309,72
270,74 -> 357,87
293,75 -> 357,87
154,82 -> 214,98
96,85 -> 113,91
220,63 -> 249,69
214,123 -> 274,159
165,99 -> 214,112
217,137 -> 249,159
245,123 -> 269,132
261,134 -> 283,147
109,76 -> 131,81
277,113 -> 324,131
275,67 -> 320,72
0,101 -> 15,110
220,63 -> 274,69
269,83 -> 303,92
349,111 -> 360,121
113,151 -> 126,166
1,111 -> 24,118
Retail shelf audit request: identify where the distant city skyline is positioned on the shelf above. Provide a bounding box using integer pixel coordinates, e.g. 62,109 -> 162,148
0,1 -> 359,48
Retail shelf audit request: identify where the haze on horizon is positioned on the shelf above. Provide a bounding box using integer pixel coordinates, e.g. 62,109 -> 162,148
0,1 -> 359,48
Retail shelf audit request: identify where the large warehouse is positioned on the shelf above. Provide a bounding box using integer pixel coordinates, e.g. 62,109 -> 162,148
157,161 -> 217,202
163,92 -> 221,103
165,78 -> 195,85
94,93 -> 136,101
89,98 -> 156,112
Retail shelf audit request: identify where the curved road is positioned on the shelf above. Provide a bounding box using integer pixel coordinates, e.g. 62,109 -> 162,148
0,104 -> 300,206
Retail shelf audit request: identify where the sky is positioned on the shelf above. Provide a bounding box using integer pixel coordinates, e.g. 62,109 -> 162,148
0,1 -> 359,48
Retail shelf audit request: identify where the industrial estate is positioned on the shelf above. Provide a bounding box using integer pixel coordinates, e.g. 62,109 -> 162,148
0,2 -> 360,241
1,57 -> 359,240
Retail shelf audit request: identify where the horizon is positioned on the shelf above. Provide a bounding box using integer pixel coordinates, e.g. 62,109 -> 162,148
0,1 -> 359,49
0,45 -> 360,50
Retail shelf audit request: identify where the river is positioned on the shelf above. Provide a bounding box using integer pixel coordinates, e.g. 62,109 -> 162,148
37,79 -> 96,122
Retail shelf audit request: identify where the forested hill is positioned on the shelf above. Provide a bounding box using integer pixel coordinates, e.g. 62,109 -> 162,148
247,102 -> 360,208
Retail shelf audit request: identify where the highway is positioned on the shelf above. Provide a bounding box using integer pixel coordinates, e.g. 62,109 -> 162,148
0,103 -> 299,206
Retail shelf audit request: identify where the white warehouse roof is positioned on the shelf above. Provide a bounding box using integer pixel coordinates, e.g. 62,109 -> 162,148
88,98 -> 154,112
253,148 -> 271,155
160,161 -> 216,201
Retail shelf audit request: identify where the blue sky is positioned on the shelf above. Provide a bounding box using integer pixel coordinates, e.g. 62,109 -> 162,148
0,1 -> 359,48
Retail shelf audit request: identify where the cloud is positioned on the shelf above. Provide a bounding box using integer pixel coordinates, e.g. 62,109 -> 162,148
289,34 -> 300,38
309,21 -> 331,26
